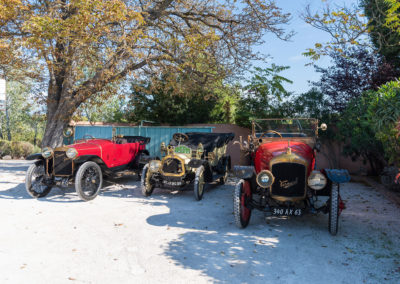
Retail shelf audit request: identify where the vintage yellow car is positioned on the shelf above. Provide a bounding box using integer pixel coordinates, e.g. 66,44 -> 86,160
141,132 -> 234,200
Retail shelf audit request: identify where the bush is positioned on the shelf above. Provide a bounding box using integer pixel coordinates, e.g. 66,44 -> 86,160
0,140 -> 37,159
0,140 -> 12,157
367,80 -> 400,166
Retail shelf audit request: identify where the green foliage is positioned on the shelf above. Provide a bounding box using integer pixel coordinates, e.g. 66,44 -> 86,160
367,80 -> 400,165
127,72 -> 240,125
0,139 -> 37,158
210,84 -> 241,124
362,0 -> 400,67
76,94 -> 128,124
0,81 -> 45,145
235,65 -> 292,127
336,92 -> 385,173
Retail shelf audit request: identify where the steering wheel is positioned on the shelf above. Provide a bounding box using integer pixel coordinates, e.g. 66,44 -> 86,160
173,133 -> 189,143
82,134 -> 95,140
259,130 -> 283,138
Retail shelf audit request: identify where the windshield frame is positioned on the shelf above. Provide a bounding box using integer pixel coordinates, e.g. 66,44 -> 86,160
252,118 -> 319,138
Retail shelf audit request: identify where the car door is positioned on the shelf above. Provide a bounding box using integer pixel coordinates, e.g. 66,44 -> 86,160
112,142 -> 139,168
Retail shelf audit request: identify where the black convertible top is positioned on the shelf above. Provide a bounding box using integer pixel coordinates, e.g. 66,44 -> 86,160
116,136 -> 151,144
169,132 -> 235,152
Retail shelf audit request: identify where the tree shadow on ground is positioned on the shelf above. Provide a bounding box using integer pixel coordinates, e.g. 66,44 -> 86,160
144,181 -> 400,283
0,175 -> 141,202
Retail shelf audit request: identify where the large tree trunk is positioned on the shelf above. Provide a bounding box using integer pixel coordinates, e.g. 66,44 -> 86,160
41,78 -> 77,148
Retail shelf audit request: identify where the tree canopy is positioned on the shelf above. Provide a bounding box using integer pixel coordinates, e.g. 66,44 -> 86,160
0,0 -> 292,147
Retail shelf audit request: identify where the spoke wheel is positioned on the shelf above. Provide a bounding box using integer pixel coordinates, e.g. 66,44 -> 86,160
75,161 -> 102,201
25,162 -> 52,198
141,164 -> 154,197
194,166 -> 206,201
233,179 -> 252,228
219,160 -> 229,185
328,184 -> 340,235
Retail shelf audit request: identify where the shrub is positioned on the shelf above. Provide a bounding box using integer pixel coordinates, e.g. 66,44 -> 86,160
367,80 -> 400,166
0,140 -> 36,159
11,141 -> 34,158
0,140 -> 12,157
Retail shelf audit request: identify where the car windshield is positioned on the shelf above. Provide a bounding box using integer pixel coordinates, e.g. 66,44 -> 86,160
253,118 -> 318,138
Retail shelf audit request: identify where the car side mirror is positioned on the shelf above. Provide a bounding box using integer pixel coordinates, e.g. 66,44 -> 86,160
319,123 -> 327,131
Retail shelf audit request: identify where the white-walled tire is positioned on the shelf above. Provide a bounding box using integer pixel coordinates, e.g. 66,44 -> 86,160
233,179 -> 252,228
219,160 -> 229,185
329,184 -> 340,235
194,166 -> 206,201
141,164 -> 154,197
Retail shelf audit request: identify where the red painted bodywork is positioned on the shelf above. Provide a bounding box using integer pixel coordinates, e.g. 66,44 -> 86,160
67,139 -> 146,169
254,141 -> 315,175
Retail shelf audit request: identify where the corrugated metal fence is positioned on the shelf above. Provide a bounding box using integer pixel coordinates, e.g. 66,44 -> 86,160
70,125 -> 214,158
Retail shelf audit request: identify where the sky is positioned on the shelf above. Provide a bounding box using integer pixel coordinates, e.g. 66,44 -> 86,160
252,0 -> 360,94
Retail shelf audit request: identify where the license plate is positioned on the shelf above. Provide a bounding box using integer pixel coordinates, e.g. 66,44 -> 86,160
162,180 -> 183,186
272,208 -> 302,216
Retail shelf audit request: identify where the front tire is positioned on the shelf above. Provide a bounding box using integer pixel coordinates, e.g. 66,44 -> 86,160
328,184 -> 340,235
75,161 -> 103,201
25,162 -> 52,198
141,164 -> 154,197
233,179 -> 252,228
194,166 -> 206,201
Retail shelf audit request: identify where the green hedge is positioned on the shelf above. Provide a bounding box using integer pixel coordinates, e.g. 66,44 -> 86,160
367,80 -> 400,166
0,140 -> 40,159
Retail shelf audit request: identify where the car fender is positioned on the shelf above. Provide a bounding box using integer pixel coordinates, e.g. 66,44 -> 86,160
74,155 -> 106,169
233,165 -> 255,179
324,169 -> 351,183
26,153 -> 43,161
188,159 -> 205,169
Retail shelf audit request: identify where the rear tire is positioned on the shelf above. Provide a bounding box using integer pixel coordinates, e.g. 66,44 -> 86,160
194,166 -> 206,201
219,159 -> 229,185
25,162 -> 52,198
141,164 -> 154,197
233,179 -> 252,228
328,184 -> 340,235
75,161 -> 103,201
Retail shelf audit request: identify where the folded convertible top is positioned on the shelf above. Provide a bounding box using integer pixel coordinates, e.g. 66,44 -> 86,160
169,132 -> 235,153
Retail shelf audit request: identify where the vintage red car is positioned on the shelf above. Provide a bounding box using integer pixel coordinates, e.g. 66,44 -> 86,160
25,135 -> 151,201
233,118 -> 350,235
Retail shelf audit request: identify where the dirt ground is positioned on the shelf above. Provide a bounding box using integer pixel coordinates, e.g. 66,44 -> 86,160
0,160 -> 400,284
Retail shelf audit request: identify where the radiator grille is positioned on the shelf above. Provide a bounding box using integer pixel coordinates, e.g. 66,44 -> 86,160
162,158 -> 183,175
53,151 -> 73,176
271,162 -> 306,198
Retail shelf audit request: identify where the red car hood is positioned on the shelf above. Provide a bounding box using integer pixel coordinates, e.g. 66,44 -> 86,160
67,139 -> 113,157
254,141 -> 315,174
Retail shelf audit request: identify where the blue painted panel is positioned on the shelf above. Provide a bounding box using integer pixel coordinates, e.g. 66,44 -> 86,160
116,126 -> 213,158
71,125 -> 213,158
74,126 -> 113,140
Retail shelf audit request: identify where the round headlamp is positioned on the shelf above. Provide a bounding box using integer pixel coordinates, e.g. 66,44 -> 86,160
66,148 -> 78,159
149,160 -> 161,172
307,170 -> 327,190
41,147 -> 53,159
256,170 -> 274,188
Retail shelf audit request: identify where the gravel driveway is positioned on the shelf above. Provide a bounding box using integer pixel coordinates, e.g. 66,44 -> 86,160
0,160 -> 399,284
